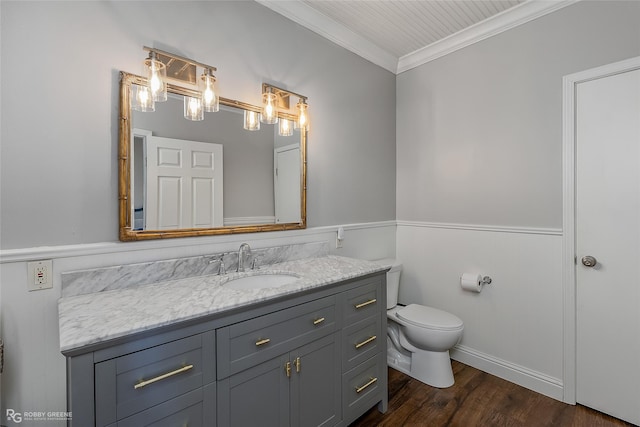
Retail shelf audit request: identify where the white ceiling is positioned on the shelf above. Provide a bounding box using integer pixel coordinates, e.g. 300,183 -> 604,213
257,0 -> 577,74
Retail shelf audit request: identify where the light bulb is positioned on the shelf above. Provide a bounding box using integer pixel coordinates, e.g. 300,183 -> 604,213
200,70 -> 219,113
296,99 -> 309,131
144,53 -> 167,102
184,96 -> 204,121
261,91 -> 278,124
279,118 -> 293,136
131,84 -> 154,112
244,110 -> 260,131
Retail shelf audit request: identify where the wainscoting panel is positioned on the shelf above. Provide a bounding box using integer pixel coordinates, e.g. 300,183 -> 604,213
396,222 -> 563,400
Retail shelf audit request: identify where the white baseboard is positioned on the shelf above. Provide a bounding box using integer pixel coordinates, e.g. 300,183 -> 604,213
451,345 -> 564,401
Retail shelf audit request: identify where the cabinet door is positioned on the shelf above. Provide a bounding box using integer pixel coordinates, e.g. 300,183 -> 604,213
217,354 -> 290,427
291,333 -> 341,427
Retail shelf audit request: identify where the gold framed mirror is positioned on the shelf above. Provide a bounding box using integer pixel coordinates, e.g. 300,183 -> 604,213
119,71 -> 307,241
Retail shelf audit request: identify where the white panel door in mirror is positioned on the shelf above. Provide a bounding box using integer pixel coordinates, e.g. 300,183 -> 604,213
144,134 -> 223,230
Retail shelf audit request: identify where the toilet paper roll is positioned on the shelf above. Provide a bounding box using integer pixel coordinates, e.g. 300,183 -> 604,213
460,273 -> 483,293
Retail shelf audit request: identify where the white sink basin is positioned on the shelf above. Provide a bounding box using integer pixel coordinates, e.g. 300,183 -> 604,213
224,273 -> 299,290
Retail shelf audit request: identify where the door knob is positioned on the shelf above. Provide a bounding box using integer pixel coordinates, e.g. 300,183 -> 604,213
581,256 -> 597,267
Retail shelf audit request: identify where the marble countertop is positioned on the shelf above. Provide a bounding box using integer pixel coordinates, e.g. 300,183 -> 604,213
58,255 -> 389,353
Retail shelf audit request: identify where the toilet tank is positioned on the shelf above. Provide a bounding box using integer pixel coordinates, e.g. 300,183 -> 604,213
373,259 -> 402,309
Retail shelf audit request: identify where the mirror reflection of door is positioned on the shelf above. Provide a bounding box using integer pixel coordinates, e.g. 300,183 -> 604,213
133,129 -> 223,230
274,144 -> 301,224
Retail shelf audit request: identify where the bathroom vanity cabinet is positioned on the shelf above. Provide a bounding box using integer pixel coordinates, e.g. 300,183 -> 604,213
64,272 -> 387,427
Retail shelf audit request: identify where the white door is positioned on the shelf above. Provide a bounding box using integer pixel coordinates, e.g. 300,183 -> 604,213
274,144 -> 301,224
575,66 -> 640,425
146,136 -> 223,229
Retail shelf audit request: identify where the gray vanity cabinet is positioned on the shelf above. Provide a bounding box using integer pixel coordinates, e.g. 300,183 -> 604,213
64,272 -> 387,427
216,295 -> 340,426
217,333 -> 340,427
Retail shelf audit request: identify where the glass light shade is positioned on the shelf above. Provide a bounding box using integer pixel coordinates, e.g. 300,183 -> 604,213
184,96 -> 204,121
200,71 -> 219,113
278,118 -> 293,136
260,92 -> 278,124
131,84 -> 155,112
295,100 -> 309,131
244,110 -> 261,131
144,55 -> 167,102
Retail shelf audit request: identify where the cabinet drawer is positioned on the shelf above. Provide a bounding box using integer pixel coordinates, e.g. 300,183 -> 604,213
96,333 -> 215,426
342,316 -> 382,371
342,355 -> 385,425
343,279 -> 382,324
116,384 -> 215,427
217,296 -> 336,378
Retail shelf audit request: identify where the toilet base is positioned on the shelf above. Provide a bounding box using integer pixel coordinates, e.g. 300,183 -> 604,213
411,349 -> 455,388
387,345 -> 455,388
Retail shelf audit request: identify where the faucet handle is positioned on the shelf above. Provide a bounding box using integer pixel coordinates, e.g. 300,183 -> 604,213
251,256 -> 261,270
209,254 -> 226,275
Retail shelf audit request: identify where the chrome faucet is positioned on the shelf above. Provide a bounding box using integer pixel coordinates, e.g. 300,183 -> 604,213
237,243 -> 252,272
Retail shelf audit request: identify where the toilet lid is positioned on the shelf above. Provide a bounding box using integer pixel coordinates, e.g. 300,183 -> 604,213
396,304 -> 463,331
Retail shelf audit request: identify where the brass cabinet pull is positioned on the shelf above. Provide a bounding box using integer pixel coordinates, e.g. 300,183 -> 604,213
294,357 -> 301,373
354,298 -> 377,309
355,377 -> 378,393
134,364 -> 193,390
313,317 -> 325,325
255,338 -> 271,346
355,335 -> 377,349
285,361 -> 291,378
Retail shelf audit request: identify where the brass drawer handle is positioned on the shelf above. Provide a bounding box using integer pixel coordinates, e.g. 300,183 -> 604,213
355,377 -> 378,393
313,317 -> 325,325
294,356 -> 301,373
355,298 -> 377,309
355,335 -> 377,349
255,338 -> 271,346
134,364 -> 193,390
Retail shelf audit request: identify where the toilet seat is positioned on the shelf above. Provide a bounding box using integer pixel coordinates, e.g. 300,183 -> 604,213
396,304 -> 463,331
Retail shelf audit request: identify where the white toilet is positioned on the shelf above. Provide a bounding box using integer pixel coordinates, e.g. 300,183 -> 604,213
375,259 -> 464,388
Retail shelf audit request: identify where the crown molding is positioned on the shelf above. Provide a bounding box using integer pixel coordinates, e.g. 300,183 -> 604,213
258,0 -> 579,75
256,0 -> 398,74
397,0 -> 579,73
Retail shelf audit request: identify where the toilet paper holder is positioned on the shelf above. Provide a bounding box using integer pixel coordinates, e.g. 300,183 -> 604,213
481,276 -> 492,285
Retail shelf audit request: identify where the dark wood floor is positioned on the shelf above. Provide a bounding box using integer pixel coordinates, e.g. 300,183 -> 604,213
350,361 -> 636,427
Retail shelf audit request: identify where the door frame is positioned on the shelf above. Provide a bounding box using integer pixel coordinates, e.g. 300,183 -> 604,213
561,55 -> 640,404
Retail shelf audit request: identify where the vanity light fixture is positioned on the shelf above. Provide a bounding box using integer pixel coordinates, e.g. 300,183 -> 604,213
201,68 -> 219,112
143,51 -> 167,102
260,87 -> 279,124
134,49 -> 310,131
244,110 -> 261,131
141,46 -> 218,120
295,98 -> 309,131
262,83 -> 310,132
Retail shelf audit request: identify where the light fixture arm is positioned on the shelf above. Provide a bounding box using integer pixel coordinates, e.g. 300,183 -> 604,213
262,83 -> 308,103
143,46 -> 217,73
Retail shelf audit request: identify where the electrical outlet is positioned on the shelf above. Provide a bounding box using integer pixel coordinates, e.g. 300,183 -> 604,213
27,260 -> 53,291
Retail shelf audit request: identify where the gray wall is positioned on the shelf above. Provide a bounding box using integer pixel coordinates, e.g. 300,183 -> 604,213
0,1 -> 396,249
396,0 -> 640,229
